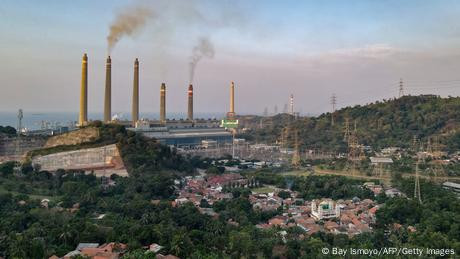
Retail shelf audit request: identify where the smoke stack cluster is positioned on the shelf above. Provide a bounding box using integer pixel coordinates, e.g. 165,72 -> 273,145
79,53 -> 88,126
78,54 -> 236,126
104,56 -> 112,122
160,83 -> 166,123
188,84 -> 193,121
132,58 -> 139,126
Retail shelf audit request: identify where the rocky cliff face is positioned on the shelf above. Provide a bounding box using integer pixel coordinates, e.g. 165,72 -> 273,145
44,127 -> 100,148
0,135 -> 47,162
32,144 -> 128,177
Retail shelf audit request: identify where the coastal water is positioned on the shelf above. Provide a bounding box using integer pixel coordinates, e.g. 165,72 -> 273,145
0,111 -> 226,130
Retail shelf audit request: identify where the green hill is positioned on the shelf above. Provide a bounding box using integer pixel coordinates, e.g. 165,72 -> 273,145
239,95 -> 460,153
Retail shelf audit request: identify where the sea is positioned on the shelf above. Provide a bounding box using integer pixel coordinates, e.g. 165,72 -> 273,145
0,111 -> 226,130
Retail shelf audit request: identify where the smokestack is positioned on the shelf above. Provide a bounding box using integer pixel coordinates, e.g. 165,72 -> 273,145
132,58 -> 139,126
104,56 -> 112,123
79,53 -> 88,126
227,81 -> 235,118
160,83 -> 166,123
187,84 -> 193,121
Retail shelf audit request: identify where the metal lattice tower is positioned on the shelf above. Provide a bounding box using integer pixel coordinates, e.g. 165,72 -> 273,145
292,130 -> 301,168
347,120 -> 360,176
413,135 -> 422,203
290,94 -> 294,115
330,94 -> 337,126
398,78 -> 404,98
427,136 -> 445,182
343,117 -> 351,141
17,109 -> 23,134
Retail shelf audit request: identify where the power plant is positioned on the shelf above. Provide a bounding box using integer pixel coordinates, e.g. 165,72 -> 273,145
77,54 -> 234,147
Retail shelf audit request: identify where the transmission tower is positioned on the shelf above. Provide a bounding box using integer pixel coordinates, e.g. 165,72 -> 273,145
263,107 -> 268,117
283,103 -> 288,114
427,136 -> 445,182
347,120 -> 360,176
17,109 -> 23,134
343,117 -> 351,141
330,94 -> 337,126
290,94 -> 294,115
15,109 -> 24,163
413,135 -> 422,203
292,130 -> 301,168
398,78 -> 404,98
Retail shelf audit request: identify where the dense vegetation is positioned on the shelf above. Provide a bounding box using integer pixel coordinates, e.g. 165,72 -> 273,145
240,95 -> 460,152
0,125 -> 16,136
1,162 -> 459,258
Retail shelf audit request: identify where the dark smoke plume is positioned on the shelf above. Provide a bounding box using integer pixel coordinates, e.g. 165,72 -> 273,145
189,37 -> 215,84
107,6 -> 153,54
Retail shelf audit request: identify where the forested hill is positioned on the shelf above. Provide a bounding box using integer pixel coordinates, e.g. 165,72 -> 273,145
239,95 -> 460,152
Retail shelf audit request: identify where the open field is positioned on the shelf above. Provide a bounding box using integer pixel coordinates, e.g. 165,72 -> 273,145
281,167 -> 460,185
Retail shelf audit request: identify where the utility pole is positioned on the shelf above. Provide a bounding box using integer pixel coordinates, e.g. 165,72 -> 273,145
398,78 -> 404,98
330,94 -> 337,126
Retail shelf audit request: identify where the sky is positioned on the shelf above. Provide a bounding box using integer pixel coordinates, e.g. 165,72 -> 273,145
1,0 -> 460,118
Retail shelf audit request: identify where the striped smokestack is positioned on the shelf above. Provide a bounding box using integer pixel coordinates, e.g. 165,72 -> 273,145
104,56 -> 112,123
187,84 -> 193,121
79,53 -> 88,126
227,81 -> 235,118
160,83 -> 166,123
132,58 -> 139,126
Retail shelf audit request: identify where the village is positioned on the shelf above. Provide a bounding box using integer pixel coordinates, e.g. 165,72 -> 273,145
174,172 -> 407,238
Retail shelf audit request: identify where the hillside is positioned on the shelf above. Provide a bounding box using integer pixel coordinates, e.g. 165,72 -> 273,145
239,95 -> 460,152
28,122 -> 196,176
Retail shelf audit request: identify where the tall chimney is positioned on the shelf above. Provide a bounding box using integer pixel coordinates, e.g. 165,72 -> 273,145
132,58 -> 139,126
160,83 -> 166,123
187,84 -> 193,121
104,56 -> 112,123
227,81 -> 235,118
79,53 -> 88,126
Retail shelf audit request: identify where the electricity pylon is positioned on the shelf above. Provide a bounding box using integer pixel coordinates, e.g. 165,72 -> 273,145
343,117 -> 351,141
330,94 -> 337,126
413,135 -> 422,204
292,130 -> 301,168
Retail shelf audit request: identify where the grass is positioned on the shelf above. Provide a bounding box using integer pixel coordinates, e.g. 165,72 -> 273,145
252,186 -> 276,193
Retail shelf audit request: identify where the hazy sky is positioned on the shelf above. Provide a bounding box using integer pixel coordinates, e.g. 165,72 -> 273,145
1,0 -> 460,117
